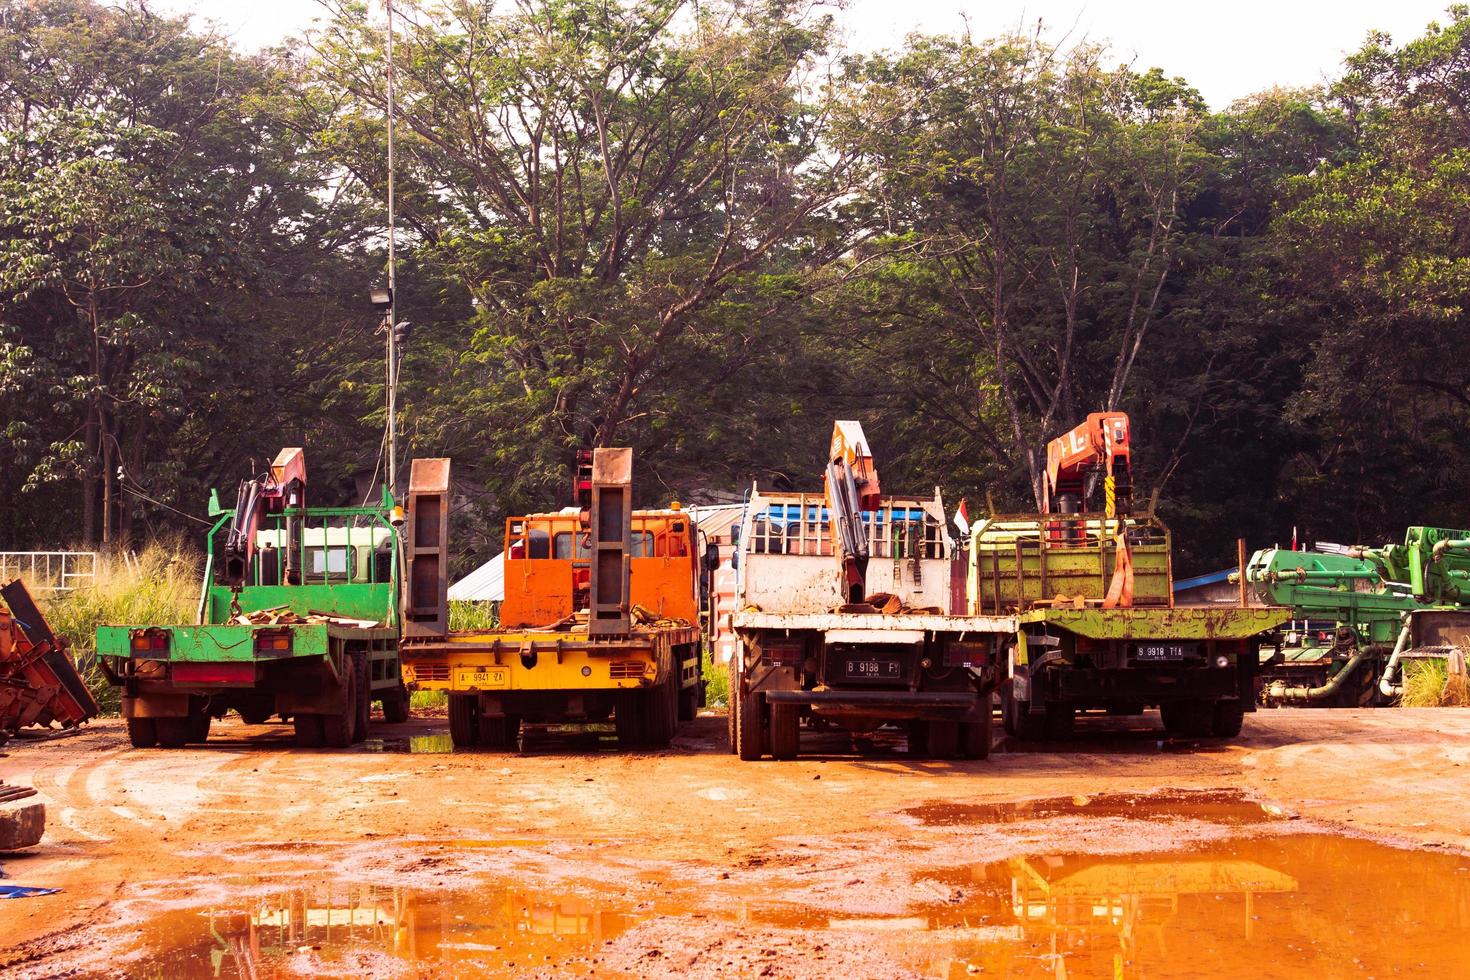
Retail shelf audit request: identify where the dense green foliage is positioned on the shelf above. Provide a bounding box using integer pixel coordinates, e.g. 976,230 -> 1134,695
2,0 -> 1468,574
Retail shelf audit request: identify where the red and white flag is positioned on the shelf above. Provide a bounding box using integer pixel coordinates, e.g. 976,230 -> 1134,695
954,499 -> 971,536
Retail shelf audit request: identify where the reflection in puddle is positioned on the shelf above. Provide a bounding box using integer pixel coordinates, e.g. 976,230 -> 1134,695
906,789 -> 1279,826
363,733 -> 457,754
125,800 -> 1470,978
134,883 -> 638,977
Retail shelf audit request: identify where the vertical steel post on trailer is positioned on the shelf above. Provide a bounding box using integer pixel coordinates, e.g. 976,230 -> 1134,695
587,449 -> 634,637
403,458 -> 451,638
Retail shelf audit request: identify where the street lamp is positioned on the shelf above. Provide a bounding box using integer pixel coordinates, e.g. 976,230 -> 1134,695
369,286 -> 393,311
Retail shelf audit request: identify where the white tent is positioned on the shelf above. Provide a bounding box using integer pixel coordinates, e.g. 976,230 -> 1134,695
448,552 -> 504,602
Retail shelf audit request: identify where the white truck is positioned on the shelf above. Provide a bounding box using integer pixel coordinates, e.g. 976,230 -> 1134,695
723,422 -> 1014,761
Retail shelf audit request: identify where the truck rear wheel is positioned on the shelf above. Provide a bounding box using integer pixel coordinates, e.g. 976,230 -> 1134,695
479,714 -> 520,750
644,673 -> 679,747
961,718 -> 992,759
768,702 -> 800,760
726,658 -> 738,753
926,720 -> 960,758
155,717 -> 192,748
294,712 -> 325,747
126,716 -> 158,749
615,691 -> 647,747
351,652 -> 370,744
320,658 -> 357,748
1211,698 -> 1245,738
448,693 -> 480,747
381,684 -> 411,724
735,687 -> 764,761
1160,699 -> 1213,737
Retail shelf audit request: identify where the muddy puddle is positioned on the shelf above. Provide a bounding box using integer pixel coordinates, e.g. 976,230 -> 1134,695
118,793 -> 1470,978
904,788 -> 1285,826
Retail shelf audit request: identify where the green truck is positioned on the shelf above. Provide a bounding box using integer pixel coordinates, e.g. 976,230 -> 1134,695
1245,527 -> 1470,706
968,513 -> 1288,740
98,449 -> 414,748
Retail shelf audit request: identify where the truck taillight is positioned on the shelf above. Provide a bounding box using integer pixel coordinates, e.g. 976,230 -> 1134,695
131,630 -> 170,654
255,630 -> 292,654
944,642 -> 989,668
764,642 -> 803,667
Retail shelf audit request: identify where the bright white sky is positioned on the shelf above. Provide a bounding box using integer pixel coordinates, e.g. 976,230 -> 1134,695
147,0 -> 1455,108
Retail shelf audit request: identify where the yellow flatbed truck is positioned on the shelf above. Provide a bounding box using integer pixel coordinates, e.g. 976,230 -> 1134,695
399,451 -> 704,749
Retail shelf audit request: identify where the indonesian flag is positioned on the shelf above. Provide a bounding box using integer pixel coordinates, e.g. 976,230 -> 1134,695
954,499 -> 971,536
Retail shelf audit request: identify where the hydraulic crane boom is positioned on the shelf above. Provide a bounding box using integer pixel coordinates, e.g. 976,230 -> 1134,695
1043,412 -> 1132,516
221,447 -> 307,587
823,420 -> 881,605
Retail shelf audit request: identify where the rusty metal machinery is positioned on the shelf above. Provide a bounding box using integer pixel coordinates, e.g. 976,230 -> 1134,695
1,579 -> 98,741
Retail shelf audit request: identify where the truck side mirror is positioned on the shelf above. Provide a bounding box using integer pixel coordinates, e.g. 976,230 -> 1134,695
704,541 -> 721,572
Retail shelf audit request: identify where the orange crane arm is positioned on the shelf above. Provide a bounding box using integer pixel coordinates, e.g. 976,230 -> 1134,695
1042,412 -> 1131,516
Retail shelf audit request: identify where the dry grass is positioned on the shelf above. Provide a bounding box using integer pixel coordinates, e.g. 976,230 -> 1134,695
1399,650 -> 1470,708
36,540 -> 201,715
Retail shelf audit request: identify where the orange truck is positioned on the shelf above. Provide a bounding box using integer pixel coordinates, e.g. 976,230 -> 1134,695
398,450 -> 705,749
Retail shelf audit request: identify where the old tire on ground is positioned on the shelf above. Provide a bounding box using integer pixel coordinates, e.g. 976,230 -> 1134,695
381,684 -> 411,724
1160,699 -> 1213,737
126,716 -> 158,749
644,672 -> 679,747
448,693 -> 480,748
962,717 -> 993,759
155,717 -> 192,749
351,652 -> 370,744
614,689 -> 647,747
1211,698 -> 1246,738
735,687 -> 764,761
293,712 -> 325,747
926,719 -> 960,759
768,702 -> 800,760
320,657 -> 356,749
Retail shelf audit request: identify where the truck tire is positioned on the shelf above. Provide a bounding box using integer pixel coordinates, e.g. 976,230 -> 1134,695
294,712 -> 325,747
926,720 -> 960,759
1009,699 -> 1049,740
155,717 -> 192,748
768,702 -> 800,760
908,719 -> 929,756
615,690 -> 647,747
735,688 -> 765,761
351,652 -> 370,744
479,714 -> 520,750
189,711 -> 211,744
1160,699 -> 1213,737
320,658 -> 356,749
645,672 -> 679,747
381,684 -> 411,724
1211,698 -> 1246,738
127,716 -> 158,749
448,693 -> 480,748
1000,686 -> 1019,737
239,707 -> 273,725
677,648 -> 698,722
726,658 -> 738,753
962,718 -> 993,759
1044,704 -> 1075,739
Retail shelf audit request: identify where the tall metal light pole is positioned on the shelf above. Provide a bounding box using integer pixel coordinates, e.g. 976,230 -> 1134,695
385,0 -> 399,495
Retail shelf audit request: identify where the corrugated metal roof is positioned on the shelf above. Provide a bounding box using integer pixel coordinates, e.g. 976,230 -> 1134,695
449,552 -> 504,602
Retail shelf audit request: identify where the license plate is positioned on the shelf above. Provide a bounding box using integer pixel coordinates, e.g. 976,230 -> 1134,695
455,667 -> 509,689
844,658 -> 901,680
1133,642 -> 1199,662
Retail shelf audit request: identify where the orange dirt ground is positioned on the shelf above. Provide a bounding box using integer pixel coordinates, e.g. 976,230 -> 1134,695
2,707 -> 1468,978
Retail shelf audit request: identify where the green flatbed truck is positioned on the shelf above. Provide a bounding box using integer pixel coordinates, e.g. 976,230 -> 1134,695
968,513 -> 1289,740
98,455 -> 413,749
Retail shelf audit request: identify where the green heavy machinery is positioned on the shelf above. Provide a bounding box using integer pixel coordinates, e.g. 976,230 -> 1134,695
1244,527 -> 1470,707
97,448 -> 431,748
968,413 -> 1289,741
